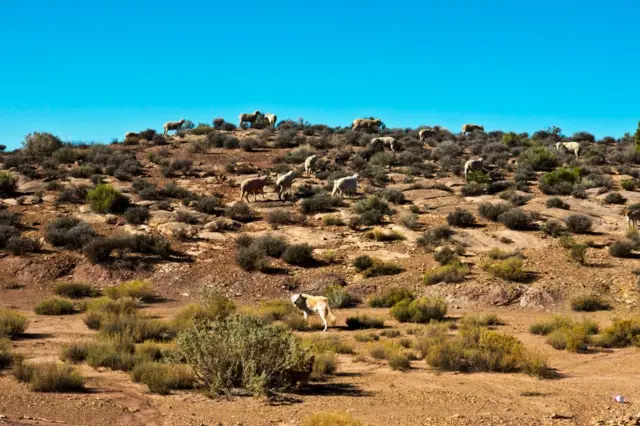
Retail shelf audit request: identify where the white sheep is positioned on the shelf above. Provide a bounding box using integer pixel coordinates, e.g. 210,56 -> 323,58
264,113 -> 277,127
352,118 -> 382,132
275,170 -> 295,201
124,132 -> 138,139
418,128 -> 436,141
240,176 -> 270,202
464,158 -> 484,181
239,111 -> 262,128
462,124 -> 484,134
304,155 -> 318,177
163,119 -> 186,135
555,141 -> 581,158
371,136 -> 398,152
332,173 -> 359,198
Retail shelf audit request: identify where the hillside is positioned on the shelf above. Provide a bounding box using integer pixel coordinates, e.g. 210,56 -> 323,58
0,121 -> 640,425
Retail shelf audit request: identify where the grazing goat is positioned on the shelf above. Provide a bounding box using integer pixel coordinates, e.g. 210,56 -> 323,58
275,170 -> 295,201
622,207 -> 640,228
264,113 -> 277,127
556,141 -> 581,158
240,176 -> 269,202
419,128 -> 436,141
332,173 -> 359,198
163,119 -> 186,135
304,155 -> 317,177
371,136 -> 398,153
291,294 -> 336,332
462,123 -> 484,134
352,118 -> 382,132
464,158 -> 484,181
239,111 -> 262,128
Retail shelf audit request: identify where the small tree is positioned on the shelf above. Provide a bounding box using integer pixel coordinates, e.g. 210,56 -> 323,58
635,121 -> 640,153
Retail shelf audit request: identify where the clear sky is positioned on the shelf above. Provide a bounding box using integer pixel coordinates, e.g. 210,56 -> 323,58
1,1 -> 639,149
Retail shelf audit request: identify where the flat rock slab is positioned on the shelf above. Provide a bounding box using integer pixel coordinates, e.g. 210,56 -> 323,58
76,213 -> 107,224
149,210 -> 176,227
198,231 -> 227,241
403,189 -> 456,202
348,249 -> 410,262
157,222 -> 194,237
17,180 -> 47,194
452,228 -> 548,252
246,226 -> 339,248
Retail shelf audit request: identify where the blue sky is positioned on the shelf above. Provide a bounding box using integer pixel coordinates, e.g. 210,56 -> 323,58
1,1 -> 639,149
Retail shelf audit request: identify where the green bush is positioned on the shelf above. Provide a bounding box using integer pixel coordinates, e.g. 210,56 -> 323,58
124,206 -> 150,225
594,318 -> 640,348
565,214 -> 593,234
131,362 -> 194,394
546,197 -> 570,209
518,146 -> 558,171
361,260 -> 404,278
434,246 -> 459,265
87,184 -> 130,214
86,340 -> 135,371
301,335 -> 354,355
0,172 -> 17,197
174,314 -> 309,396
481,257 -> 527,282
13,361 -> 85,392
391,297 -> 447,323
60,341 -> 90,363
461,182 -> 486,197
461,314 -> 502,327
45,217 -> 96,249
425,326 -> 551,377
173,290 -> 235,330
254,234 -> 288,258
0,339 -> 12,369
104,280 -> 154,302
225,202 -> 256,222
267,209 -> 296,226
55,282 -> 99,299
6,236 -> 40,255
322,214 -> 344,226
570,294 -> 611,312
300,193 -> 341,214
478,202 -> 511,221
353,255 -> 374,271
609,240 -> 635,258
388,352 -> 411,371
83,234 -> 171,263
34,297 -> 75,315
498,208 -> 532,230
604,192 -> 627,205
22,132 -> 64,157
236,244 -> 267,271
310,352 -> 338,380
369,287 -> 415,308
446,208 -> 476,227
323,285 -> 356,308
364,227 -> 405,242
621,179 -> 636,191
345,315 -> 385,330
423,261 -> 469,284
282,243 -> 315,266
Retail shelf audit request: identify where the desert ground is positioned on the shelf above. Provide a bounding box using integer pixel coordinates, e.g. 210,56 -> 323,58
1,122 -> 640,425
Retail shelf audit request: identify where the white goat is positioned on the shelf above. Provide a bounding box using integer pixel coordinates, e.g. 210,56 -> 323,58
371,136 -> 397,153
304,155 -> 317,177
163,119 -> 185,135
332,173 -> 359,198
239,111 -> 262,128
556,141 -> 581,158
264,113 -> 277,127
275,170 -> 295,201
464,158 -> 484,181
352,118 -> 382,132
240,176 -> 269,202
